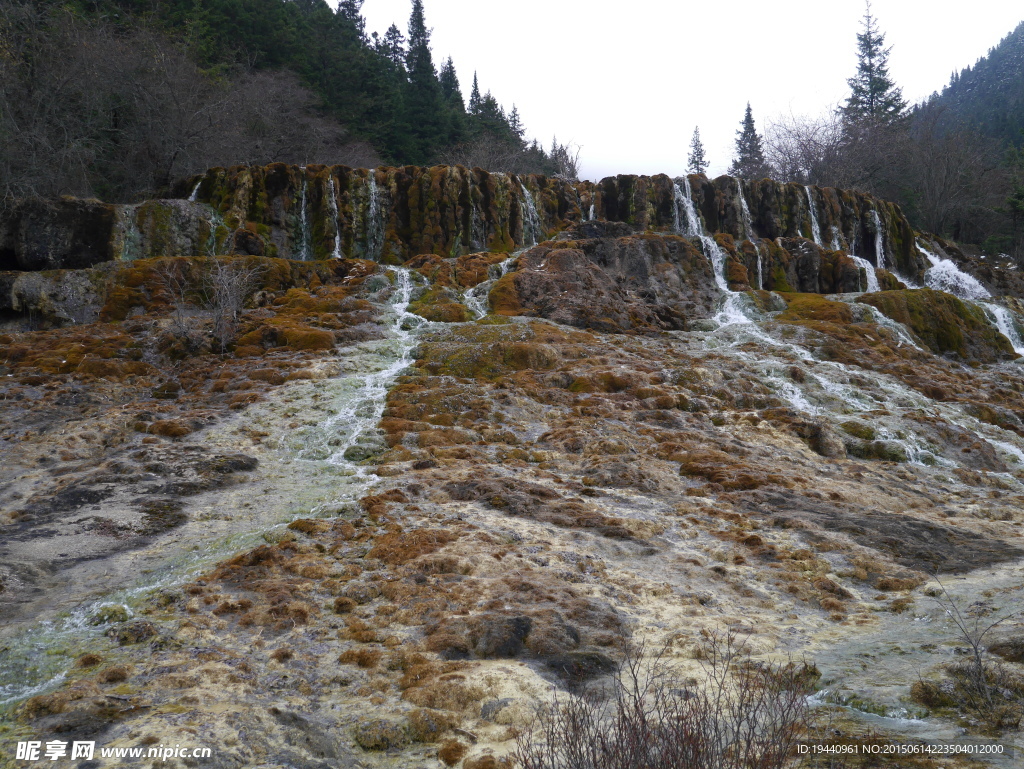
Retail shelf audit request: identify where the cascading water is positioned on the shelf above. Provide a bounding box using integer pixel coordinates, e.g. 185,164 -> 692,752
830,225 -> 842,251
806,186 -> 823,246
849,255 -> 880,293
675,178 -> 728,292
463,256 -> 517,319
298,172 -> 311,261
188,180 -> 202,203
738,180 -> 756,244
918,244 -> 990,299
737,181 -> 763,290
871,209 -> 886,271
0,265 -> 427,708
588,204 -> 596,221
328,176 -> 343,260
519,183 -> 542,246
297,268 -> 422,470
980,303 -> 1024,355
364,175 -> 387,262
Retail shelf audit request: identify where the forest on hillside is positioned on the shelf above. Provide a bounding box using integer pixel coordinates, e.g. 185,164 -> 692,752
1,0 -> 1022,259
0,0 -> 576,204
730,16 -> 1024,260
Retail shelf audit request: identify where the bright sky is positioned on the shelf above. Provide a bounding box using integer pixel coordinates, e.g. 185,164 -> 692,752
357,0 -> 1022,181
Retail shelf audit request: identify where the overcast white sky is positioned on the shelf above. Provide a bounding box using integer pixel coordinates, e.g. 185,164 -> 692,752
356,1 -> 1022,181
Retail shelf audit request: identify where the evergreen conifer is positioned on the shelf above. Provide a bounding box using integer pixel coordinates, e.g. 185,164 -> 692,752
729,103 -> 770,179
688,127 -> 708,175
842,1 -> 907,125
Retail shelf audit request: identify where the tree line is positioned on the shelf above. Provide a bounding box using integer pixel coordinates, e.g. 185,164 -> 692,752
0,0 -> 578,205
690,3 -> 1024,259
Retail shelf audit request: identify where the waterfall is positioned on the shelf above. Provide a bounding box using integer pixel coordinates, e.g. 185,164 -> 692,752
365,174 -> 387,261
830,225 -> 842,252
805,186 -> 822,246
917,244 -> 989,299
303,268 -> 423,470
298,172 -> 311,261
112,205 -> 143,261
980,303 -> 1024,356
849,255 -> 880,293
188,180 -> 202,203
738,179 -> 757,243
871,209 -> 885,270
463,256 -> 517,319
737,180 -> 763,290
588,204 -> 596,221
328,176 -> 343,260
917,242 -> 1024,356
519,183 -> 542,246
676,178 -> 728,292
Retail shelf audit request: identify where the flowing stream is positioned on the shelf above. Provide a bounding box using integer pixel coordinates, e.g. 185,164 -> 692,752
0,267 -> 425,708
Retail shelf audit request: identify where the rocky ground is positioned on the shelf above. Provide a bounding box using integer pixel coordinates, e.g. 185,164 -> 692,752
2,220 -> 1024,768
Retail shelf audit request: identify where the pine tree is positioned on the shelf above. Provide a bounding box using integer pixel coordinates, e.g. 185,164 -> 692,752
375,24 -> 406,69
842,1 -> 907,125
336,0 -> 366,40
729,103 -> 770,179
508,105 -> 524,142
687,127 -> 708,175
439,57 -> 463,107
403,0 -> 445,163
469,72 -> 482,114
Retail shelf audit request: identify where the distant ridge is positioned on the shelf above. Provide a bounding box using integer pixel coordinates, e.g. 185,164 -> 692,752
924,20 -> 1024,146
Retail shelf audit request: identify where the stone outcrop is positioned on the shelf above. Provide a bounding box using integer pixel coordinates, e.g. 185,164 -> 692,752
489,223 -> 717,332
1,166 -> 936,300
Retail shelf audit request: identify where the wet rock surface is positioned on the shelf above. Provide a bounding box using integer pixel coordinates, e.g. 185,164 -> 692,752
2,177 -> 1024,767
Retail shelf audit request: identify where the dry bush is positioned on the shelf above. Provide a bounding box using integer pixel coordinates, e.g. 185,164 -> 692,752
203,259 -> 266,352
513,634 -> 815,769
152,259 -> 204,351
928,575 -> 1023,730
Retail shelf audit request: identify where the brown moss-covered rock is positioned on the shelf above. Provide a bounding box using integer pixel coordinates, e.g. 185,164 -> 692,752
858,288 -> 1016,363
489,233 -> 717,332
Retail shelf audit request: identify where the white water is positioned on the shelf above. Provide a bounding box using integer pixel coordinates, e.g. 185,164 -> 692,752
830,225 -> 842,251
738,180 -> 756,243
520,183 -> 542,246
806,186 -> 823,246
871,209 -> 886,271
0,266 -> 425,707
980,302 -> 1024,355
849,255 -> 880,293
297,269 -> 421,469
858,303 -> 923,350
328,176 -> 343,260
365,175 -> 386,262
675,178 -> 729,292
588,204 -> 596,221
737,181 -> 764,290
463,256 -> 517,319
298,173 -> 311,261
918,244 -> 990,299
188,180 -> 202,202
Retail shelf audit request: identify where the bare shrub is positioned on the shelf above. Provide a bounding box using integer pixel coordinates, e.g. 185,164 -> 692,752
202,258 -> 265,353
152,259 -> 203,350
928,576 -> 1023,730
513,634 -> 816,769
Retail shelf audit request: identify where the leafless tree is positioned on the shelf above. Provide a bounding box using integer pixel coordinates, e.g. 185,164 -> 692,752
151,259 -> 204,350
0,1 -> 379,207
203,258 -> 265,353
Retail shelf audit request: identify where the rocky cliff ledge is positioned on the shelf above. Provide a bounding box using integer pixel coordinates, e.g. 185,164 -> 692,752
2,165 -> 926,289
